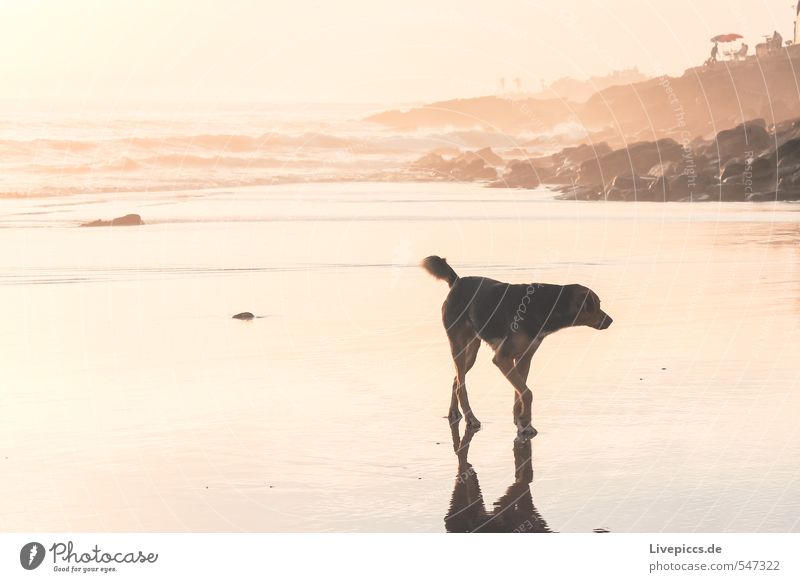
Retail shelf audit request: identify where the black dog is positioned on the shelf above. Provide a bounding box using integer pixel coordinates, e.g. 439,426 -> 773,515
422,256 -> 612,437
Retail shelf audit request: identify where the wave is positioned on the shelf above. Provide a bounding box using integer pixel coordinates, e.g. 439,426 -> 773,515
18,155 -> 324,176
0,132 -> 360,156
0,109 -> 577,197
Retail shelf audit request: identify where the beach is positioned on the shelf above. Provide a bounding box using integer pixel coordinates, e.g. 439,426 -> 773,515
1,182 -> 799,532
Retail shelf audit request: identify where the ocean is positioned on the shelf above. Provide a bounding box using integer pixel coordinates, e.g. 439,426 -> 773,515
0,100 -> 575,198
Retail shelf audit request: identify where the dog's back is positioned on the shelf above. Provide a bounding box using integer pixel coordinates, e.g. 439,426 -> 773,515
444,276 -> 577,343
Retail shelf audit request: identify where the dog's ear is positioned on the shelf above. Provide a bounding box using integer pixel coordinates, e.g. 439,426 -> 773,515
566,287 -> 598,326
585,291 -> 598,313
571,287 -> 591,311
559,285 -> 584,324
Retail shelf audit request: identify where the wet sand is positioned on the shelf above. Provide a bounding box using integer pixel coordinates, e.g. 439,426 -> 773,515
1,182 -> 799,532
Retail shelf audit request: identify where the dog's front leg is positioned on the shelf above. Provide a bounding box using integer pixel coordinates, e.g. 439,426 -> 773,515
510,341 -> 539,432
493,354 -> 537,438
457,378 -> 481,429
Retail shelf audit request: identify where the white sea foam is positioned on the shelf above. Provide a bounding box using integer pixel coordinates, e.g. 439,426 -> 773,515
0,101 -> 581,197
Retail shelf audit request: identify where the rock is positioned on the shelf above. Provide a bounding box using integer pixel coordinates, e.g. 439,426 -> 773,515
645,170 -> 716,202
488,114 -> 800,202
555,184 -> 603,201
772,118 -> 800,142
709,120 -> 771,160
409,149 -> 499,182
556,142 -> 613,173
577,139 -> 684,187
717,182 -> 749,201
777,151 -> 800,176
775,137 -> 800,164
603,174 -> 657,201
408,152 -> 453,176
232,312 -> 255,321
450,157 -> 497,181
474,147 -> 504,166
774,171 -> 800,200
81,213 -> 144,227
648,160 -> 679,178
721,160 -> 746,182
718,154 -> 778,200
490,159 -> 542,189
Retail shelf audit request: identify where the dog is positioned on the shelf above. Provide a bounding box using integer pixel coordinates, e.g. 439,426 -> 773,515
421,255 -> 612,438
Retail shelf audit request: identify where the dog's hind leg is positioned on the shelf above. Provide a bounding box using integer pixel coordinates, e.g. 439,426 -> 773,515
448,338 -> 480,424
493,352 -> 537,438
449,331 -> 481,429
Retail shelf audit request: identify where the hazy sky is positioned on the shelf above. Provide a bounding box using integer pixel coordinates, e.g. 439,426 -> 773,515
0,0 -> 796,104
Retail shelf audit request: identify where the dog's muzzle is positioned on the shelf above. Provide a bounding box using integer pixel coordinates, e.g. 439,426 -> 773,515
596,312 -> 613,330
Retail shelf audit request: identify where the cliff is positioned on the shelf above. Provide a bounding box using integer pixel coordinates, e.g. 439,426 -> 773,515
368,47 -> 800,144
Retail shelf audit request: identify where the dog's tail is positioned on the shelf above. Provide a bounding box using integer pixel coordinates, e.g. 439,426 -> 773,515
421,255 -> 459,288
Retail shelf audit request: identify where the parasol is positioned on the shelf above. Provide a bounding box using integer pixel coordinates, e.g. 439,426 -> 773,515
711,33 -> 743,43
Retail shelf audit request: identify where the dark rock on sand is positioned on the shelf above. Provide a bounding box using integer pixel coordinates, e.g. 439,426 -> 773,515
554,142 -> 613,176
81,213 -> 144,227
409,152 -> 451,176
472,147 -> 504,166
489,159 -> 543,189
536,115 -> 800,202
400,110 -> 800,202
449,156 -> 498,181
577,139 -> 684,187
705,119 -> 771,160
232,312 -> 255,321
408,148 -> 500,182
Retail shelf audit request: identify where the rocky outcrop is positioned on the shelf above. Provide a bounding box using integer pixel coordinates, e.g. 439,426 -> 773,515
80,214 -> 144,227
543,119 -> 800,202
708,119 -> 771,160
408,148 -> 501,182
367,96 -> 577,132
556,142 -> 614,175
577,139 -> 684,187
489,160 -> 543,189
369,47 -> 800,145
405,114 -> 800,201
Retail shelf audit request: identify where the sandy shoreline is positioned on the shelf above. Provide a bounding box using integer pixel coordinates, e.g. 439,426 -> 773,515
1,182 -> 799,532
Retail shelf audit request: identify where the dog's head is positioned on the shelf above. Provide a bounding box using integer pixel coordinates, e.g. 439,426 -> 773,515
566,285 -> 612,330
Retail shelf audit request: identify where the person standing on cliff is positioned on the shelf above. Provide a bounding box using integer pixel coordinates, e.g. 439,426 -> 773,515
773,30 -> 783,51
710,42 -> 719,63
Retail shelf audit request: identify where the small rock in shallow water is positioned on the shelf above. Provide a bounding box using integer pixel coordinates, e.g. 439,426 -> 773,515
232,312 -> 255,320
81,213 -> 144,227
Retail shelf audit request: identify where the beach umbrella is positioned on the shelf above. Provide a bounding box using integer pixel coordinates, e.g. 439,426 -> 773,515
711,33 -> 743,43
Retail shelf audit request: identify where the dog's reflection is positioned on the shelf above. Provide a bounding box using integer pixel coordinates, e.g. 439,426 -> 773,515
444,424 -> 551,533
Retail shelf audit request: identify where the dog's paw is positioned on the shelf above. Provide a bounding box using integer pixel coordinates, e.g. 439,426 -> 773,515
446,409 -> 463,423
466,416 -> 482,430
